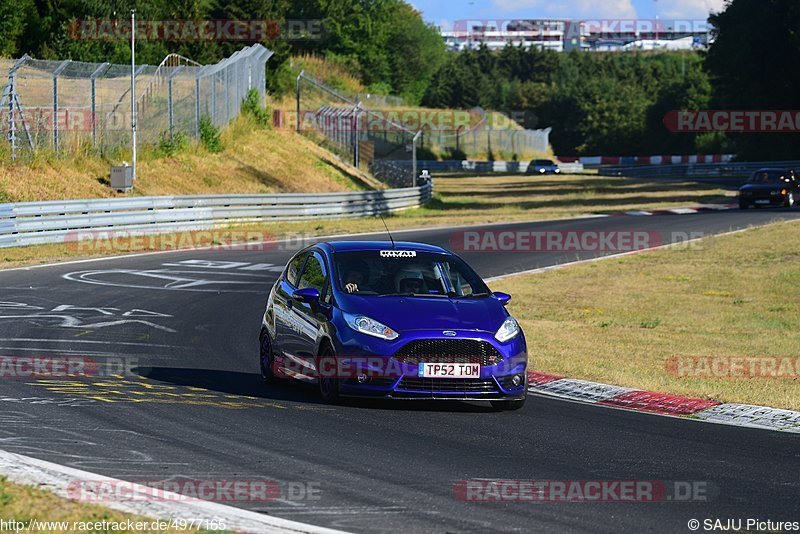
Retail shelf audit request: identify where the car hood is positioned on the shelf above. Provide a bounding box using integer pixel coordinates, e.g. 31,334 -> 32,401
739,183 -> 784,192
338,295 -> 507,332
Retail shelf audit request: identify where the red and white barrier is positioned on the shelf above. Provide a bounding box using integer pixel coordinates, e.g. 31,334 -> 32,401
558,154 -> 735,166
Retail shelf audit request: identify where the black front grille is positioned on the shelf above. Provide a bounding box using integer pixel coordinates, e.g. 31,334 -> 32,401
393,339 -> 502,366
397,377 -> 498,393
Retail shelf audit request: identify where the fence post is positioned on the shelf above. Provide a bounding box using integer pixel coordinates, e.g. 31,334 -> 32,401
296,70 -> 303,133
52,61 -> 70,152
412,130 -> 421,188
194,72 -> 202,140
89,62 -> 109,149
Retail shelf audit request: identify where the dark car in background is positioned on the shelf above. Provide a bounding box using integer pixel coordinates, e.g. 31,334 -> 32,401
526,159 -> 561,175
738,168 -> 799,209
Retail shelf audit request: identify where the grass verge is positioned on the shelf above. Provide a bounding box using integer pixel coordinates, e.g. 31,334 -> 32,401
492,221 -> 800,411
0,477 -> 201,533
0,115 -> 377,203
0,173 -> 730,269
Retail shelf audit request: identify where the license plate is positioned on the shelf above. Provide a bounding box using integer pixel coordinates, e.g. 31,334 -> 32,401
755,199 -> 770,204
418,363 -> 480,378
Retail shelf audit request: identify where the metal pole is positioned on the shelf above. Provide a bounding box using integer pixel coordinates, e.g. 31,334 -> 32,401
131,9 -> 137,180
90,78 -> 96,147
168,77 -> 174,139
194,76 -> 201,140
412,130 -> 422,188
8,78 -> 15,161
52,75 -> 58,151
353,103 -> 360,168
296,70 -> 303,132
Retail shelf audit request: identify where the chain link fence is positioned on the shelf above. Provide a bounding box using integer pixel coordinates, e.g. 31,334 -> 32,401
296,71 -> 420,189
1,44 -> 272,160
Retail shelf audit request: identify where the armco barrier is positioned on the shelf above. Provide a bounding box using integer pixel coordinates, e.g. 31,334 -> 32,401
599,160 -> 800,179
386,160 -> 584,174
0,184 -> 433,248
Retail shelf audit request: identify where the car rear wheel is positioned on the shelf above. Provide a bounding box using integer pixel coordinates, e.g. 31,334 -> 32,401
259,331 -> 281,384
491,397 -> 526,411
317,346 -> 340,403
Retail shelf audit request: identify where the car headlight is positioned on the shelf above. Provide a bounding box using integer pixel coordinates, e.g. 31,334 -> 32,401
343,312 -> 399,340
495,316 -> 520,343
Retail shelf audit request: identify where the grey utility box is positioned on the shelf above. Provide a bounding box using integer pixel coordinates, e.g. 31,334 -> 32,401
110,165 -> 133,192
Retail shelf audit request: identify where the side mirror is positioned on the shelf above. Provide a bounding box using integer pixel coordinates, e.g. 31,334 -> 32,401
492,291 -> 511,305
293,287 -> 320,303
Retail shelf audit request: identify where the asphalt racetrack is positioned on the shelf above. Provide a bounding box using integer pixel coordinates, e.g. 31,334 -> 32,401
0,209 -> 798,533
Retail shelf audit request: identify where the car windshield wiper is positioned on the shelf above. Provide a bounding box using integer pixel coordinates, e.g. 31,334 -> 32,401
449,292 -> 491,299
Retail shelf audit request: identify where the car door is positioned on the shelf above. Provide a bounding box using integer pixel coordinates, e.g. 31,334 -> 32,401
284,251 -> 330,375
273,251 -> 309,367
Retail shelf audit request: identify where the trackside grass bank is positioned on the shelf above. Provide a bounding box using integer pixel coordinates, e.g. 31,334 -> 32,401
0,174 -> 728,269
0,477 -> 201,534
492,221 -> 800,411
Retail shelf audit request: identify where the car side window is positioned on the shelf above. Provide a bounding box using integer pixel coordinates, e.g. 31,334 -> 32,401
298,252 -> 327,293
286,253 -> 308,287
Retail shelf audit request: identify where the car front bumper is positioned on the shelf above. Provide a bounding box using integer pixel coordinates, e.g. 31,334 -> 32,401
333,329 -> 528,400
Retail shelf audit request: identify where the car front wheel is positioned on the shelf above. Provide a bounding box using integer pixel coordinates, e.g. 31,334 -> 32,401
259,331 -> 281,383
317,346 -> 340,403
787,192 -> 797,208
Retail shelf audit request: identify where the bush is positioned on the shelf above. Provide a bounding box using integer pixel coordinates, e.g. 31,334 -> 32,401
199,117 -> 223,153
157,130 -> 188,157
241,89 -> 271,127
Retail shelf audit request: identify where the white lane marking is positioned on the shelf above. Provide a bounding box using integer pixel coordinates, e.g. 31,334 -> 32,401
669,208 -> 699,214
0,338 -> 178,348
0,448 -> 351,534
62,269 -> 269,293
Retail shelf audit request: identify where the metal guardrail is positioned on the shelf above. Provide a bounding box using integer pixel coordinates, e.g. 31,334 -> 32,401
0,184 -> 433,248
599,160 -> 800,179
384,160 -> 584,174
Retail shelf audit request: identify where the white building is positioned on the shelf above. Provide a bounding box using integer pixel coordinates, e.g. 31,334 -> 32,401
440,19 -> 712,52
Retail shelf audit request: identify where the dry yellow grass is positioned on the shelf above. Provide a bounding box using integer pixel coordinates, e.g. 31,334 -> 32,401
0,477 -> 201,533
0,116 -> 376,203
493,221 -> 800,410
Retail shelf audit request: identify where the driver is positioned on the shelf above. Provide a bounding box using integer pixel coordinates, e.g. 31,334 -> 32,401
394,268 -> 426,294
342,261 -> 370,293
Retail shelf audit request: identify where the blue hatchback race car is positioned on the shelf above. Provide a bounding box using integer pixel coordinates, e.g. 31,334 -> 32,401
259,241 -> 528,410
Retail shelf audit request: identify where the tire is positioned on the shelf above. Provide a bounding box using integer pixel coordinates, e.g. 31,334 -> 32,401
491,397 -> 526,411
739,200 -> 748,210
259,331 -> 281,384
788,192 -> 797,208
317,345 -> 340,403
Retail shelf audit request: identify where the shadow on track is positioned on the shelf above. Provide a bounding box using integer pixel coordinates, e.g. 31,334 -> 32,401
136,367 -> 500,413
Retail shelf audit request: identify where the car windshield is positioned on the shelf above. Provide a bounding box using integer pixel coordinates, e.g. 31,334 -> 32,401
748,171 -> 792,183
534,159 -> 554,165
333,250 -> 490,297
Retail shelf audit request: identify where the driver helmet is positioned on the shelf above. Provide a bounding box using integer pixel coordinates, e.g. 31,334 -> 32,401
394,268 -> 425,293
